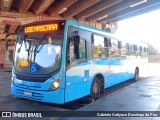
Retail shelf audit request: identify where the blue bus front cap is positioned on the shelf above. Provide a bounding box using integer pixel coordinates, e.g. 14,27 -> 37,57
11,84 -> 65,104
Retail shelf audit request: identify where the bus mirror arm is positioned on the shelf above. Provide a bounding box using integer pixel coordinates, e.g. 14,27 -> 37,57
5,33 -> 16,50
6,39 -> 8,51
5,34 -> 11,51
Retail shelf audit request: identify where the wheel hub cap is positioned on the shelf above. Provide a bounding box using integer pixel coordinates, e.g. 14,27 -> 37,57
92,83 -> 99,94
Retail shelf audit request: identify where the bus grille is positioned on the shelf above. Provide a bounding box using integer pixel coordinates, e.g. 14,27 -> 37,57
16,89 -> 44,101
16,74 -> 49,82
16,83 -> 42,89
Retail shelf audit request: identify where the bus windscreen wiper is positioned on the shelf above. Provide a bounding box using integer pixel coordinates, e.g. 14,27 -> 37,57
34,34 -> 48,53
33,34 -> 48,61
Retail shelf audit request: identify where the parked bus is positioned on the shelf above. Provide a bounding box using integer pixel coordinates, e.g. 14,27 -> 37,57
11,20 -> 148,104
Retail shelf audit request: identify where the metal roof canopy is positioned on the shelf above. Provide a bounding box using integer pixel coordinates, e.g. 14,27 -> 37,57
0,0 -> 160,35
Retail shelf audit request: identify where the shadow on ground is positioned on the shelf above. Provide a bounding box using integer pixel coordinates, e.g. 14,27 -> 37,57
40,76 -> 150,111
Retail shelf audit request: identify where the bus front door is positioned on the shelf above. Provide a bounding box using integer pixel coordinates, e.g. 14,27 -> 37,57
65,61 -> 89,102
65,36 -> 89,103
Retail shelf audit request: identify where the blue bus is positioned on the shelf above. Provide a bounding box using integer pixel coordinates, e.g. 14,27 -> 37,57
11,20 -> 148,104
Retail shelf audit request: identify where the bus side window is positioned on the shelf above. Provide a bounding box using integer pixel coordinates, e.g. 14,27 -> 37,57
73,36 -> 87,60
92,34 -> 108,58
118,41 -> 122,49
121,41 -> 127,57
129,44 -> 134,56
107,38 -> 111,47
144,47 -> 147,52
146,48 -> 148,53
134,45 -> 137,52
109,39 -> 120,58
67,35 -> 87,65
126,43 -> 129,50
137,46 -> 141,57
140,46 -> 142,52
104,38 -> 109,57
143,47 -> 148,58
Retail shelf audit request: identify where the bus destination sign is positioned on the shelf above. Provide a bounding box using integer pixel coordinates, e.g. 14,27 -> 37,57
24,23 -> 59,34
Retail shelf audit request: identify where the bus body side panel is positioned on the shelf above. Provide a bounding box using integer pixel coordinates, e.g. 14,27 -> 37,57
120,57 -> 130,81
127,58 -> 137,79
63,20 -> 148,103
89,59 -> 123,90
109,58 -> 122,85
89,59 -> 114,88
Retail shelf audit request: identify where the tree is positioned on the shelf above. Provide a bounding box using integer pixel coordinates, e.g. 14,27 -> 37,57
147,42 -> 158,55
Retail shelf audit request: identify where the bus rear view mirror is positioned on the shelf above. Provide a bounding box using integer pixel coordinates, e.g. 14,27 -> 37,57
73,35 -> 80,47
5,34 -> 11,50
73,35 -> 80,59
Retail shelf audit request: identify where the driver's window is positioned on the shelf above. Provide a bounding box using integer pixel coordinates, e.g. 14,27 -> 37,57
69,41 -> 74,62
79,39 -> 86,59
67,37 -> 87,65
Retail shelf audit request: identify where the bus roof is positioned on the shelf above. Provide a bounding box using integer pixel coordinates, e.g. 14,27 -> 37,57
20,20 -> 147,47
66,20 -> 147,47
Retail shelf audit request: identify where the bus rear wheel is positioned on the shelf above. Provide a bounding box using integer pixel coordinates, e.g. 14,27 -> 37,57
134,68 -> 139,81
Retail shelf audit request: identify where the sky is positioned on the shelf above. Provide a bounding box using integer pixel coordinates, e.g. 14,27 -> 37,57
114,9 -> 160,50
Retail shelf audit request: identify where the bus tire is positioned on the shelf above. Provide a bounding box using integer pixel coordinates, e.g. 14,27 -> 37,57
90,77 -> 101,100
133,68 -> 139,81
81,77 -> 104,104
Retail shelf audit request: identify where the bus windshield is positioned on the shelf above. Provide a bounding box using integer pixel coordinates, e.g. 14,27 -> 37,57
14,33 -> 63,75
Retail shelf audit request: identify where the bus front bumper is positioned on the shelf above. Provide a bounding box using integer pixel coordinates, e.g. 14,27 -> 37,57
11,84 -> 65,104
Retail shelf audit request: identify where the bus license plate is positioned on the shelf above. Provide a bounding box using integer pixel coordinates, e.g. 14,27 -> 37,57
24,91 -> 32,96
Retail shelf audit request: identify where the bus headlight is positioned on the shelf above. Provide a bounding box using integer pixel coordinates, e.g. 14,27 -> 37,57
50,78 -> 61,90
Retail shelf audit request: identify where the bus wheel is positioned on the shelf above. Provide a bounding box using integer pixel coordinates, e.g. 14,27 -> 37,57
134,68 -> 139,81
81,77 -> 102,104
91,77 -> 101,100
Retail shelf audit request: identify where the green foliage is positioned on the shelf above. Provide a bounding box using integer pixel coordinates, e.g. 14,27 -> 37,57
147,43 -> 158,55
